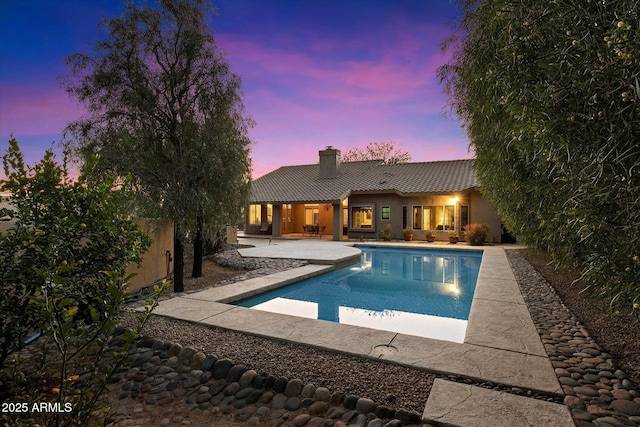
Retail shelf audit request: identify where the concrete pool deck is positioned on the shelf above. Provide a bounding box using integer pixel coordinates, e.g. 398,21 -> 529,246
149,238 -> 575,426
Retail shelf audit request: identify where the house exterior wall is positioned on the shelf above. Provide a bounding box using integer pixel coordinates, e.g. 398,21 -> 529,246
347,190 -> 502,242
347,193 -> 404,240
244,193 -> 503,243
469,190 -> 502,243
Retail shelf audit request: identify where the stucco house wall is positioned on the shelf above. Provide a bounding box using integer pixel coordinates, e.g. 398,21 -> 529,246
469,190 -> 502,243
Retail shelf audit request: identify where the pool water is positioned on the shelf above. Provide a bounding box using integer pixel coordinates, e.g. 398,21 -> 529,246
235,246 -> 482,343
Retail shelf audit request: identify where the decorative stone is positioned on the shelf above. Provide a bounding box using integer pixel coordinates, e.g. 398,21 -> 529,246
212,358 -> 234,380
271,393 -> 287,410
571,409 -> 594,422
341,410 -> 358,423
355,397 -> 376,414
354,413 -> 368,427
285,378 -> 303,397
177,347 -> 196,363
201,354 -> 217,371
293,413 -> 311,427
238,370 -> 258,389
236,387 -> 253,399
301,383 -> 316,398
342,395 -> 358,410
611,400 -> 640,416
196,392 -> 212,404
612,390 -> 633,401
574,386 -> 600,398
284,396 -> 301,411
308,401 -> 329,416
226,364 -> 248,383
329,391 -> 344,406
245,390 -> 264,405
252,373 -> 268,389
273,376 -> 289,393
375,405 -> 396,419
313,387 -> 331,402
223,382 -> 240,396
189,352 -> 206,370
394,409 -> 421,425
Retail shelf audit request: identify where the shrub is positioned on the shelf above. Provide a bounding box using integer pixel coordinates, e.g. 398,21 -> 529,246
0,138 -> 166,426
466,223 -> 490,246
440,0 -> 640,314
381,224 -> 392,241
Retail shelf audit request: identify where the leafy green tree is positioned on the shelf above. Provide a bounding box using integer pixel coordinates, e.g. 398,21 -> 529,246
341,141 -> 412,164
0,139 -> 166,426
440,0 -> 639,313
64,0 -> 253,290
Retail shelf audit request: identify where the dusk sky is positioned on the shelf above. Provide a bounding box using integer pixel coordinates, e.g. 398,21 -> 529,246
0,0 -> 469,180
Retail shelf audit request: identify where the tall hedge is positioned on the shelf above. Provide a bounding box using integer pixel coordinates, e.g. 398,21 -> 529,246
440,0 -> 639,313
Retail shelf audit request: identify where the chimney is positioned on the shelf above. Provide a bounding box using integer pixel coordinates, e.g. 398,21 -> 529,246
319,146 -> 341,179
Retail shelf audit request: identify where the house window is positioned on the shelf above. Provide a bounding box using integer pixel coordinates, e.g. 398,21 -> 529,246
381,206 -> 390,220
423,207 -> 433,230
461,206 -> 469,230
412,206 -> 421,230
249,204 -> 261,225
305,207 -> 319,225
351,205 -> 373,229
413,205 -> 455,230
402,206 -> 407,229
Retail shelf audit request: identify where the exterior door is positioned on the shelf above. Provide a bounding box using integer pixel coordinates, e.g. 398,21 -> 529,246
282,204 -> 292,233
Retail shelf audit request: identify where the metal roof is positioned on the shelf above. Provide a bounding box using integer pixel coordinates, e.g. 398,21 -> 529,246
250,158 -> 478,204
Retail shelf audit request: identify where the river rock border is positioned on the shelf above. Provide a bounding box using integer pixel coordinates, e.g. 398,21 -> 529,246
507,251 -> 640,427
110,330 -> 425,427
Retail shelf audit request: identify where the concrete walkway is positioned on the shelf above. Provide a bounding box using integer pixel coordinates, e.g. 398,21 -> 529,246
150,239 -> 575,427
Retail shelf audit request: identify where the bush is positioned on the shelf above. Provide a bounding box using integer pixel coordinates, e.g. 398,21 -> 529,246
441,0 -> 640,314
465,224 -> 490,246
382,224 -> 392,241
0,138 -> 167,426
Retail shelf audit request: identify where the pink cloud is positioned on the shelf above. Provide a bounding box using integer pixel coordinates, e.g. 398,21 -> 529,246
0,84 -> 83,137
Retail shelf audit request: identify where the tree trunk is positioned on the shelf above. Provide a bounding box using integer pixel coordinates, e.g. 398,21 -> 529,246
192,214 -> 203,278
173,225 -> 184,293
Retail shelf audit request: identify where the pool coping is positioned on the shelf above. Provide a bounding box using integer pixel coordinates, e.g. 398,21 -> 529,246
147,241 -> 562,397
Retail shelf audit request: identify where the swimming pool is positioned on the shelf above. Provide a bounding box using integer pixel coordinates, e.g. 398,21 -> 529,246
235,246 -> 482,343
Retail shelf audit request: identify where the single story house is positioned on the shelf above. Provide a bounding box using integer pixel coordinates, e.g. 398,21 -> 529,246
246,147 -> 506,243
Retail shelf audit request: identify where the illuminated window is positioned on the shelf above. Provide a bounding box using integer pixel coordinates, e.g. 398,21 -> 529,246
413,205 -> 455,230
412,206 -> 421,230
249,204 -> 261,225
305,207 -> 319,225
351,206 -> 373,228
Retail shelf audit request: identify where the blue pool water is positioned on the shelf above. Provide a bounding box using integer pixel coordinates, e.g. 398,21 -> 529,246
235,246 -> 482,343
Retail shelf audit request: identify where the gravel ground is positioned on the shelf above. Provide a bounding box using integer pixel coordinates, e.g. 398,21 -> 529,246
120,313 -> 435,414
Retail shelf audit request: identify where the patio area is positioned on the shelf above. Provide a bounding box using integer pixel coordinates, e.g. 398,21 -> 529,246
146,237 -> 575,426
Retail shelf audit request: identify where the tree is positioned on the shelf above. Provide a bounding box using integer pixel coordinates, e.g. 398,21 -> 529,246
341,141 -> 411,164
63,0 -> 253,291
440,1 -> 639,313
1,139 -> 166,426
